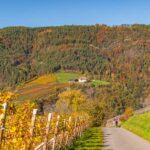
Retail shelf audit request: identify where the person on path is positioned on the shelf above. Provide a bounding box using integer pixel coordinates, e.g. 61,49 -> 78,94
113,117 -> 118,127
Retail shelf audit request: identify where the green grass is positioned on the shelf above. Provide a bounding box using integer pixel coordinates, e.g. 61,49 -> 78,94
55,72 -> 80,83
91,80 -> 110,87
122,112 -> 150,141
69,127 -> 103,150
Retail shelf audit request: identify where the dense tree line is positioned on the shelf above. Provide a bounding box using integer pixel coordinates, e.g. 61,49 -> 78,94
0,25 -> 150,117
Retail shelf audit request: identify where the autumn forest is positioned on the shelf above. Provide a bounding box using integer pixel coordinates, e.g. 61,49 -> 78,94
0,24 -> 150,125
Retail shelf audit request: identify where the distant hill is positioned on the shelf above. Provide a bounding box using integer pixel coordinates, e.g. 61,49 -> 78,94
0,24 -> 150,113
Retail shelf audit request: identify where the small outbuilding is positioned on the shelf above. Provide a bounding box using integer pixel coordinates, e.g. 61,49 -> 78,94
78,77 -> 87,83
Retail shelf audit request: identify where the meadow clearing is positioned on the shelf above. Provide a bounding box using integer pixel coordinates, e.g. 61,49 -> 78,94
91,80 -> 110,87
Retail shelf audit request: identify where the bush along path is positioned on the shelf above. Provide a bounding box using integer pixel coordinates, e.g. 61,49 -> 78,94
69,127 -> 103,150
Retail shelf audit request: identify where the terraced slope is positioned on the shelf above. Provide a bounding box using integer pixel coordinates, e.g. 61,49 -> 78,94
16,72 -> 79,101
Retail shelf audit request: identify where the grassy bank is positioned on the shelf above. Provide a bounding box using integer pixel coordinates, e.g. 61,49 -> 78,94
91,80 -> 110,87
122,112 -> 150,141
69,127 -> 103,150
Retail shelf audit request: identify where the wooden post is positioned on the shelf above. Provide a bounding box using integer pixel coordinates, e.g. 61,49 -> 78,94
80,116 -> 85,136
78,116 -> 81,137
52,115 -> 60,150
68,116 -> 71,128
43,113 -> 52,150
0,103 -> 7,149
79,116 -> 82,137
74,117 -> 78,139
29,109 -> 37,149
65,116 -> 71,145
60,119 -> 66,148
77,117 -> 80,137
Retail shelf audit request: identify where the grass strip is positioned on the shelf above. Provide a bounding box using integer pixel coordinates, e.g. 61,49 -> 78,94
69,127 -> 103,150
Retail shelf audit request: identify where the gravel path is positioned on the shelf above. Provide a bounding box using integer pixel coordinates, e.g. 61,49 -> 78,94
103,128 -> 150,150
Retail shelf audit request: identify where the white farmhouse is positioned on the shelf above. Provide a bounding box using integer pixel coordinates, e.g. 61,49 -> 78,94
78,77 -> 87,83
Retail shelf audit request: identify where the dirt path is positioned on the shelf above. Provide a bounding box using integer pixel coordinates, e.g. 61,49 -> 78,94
103,128 -> 150,150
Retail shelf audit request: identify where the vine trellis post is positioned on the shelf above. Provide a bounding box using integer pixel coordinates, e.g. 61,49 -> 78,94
52,115 -> 60,150
29,109 -> 38,149
0,102 -> 7,149
43,113 -> 52,150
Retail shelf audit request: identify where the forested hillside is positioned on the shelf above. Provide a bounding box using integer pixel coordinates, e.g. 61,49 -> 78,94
0,24 -> 150,120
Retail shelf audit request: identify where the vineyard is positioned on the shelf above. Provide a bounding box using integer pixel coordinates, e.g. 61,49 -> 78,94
0,92 -> 90,150
17,83 -> 68,101
16,72 -> 79,101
